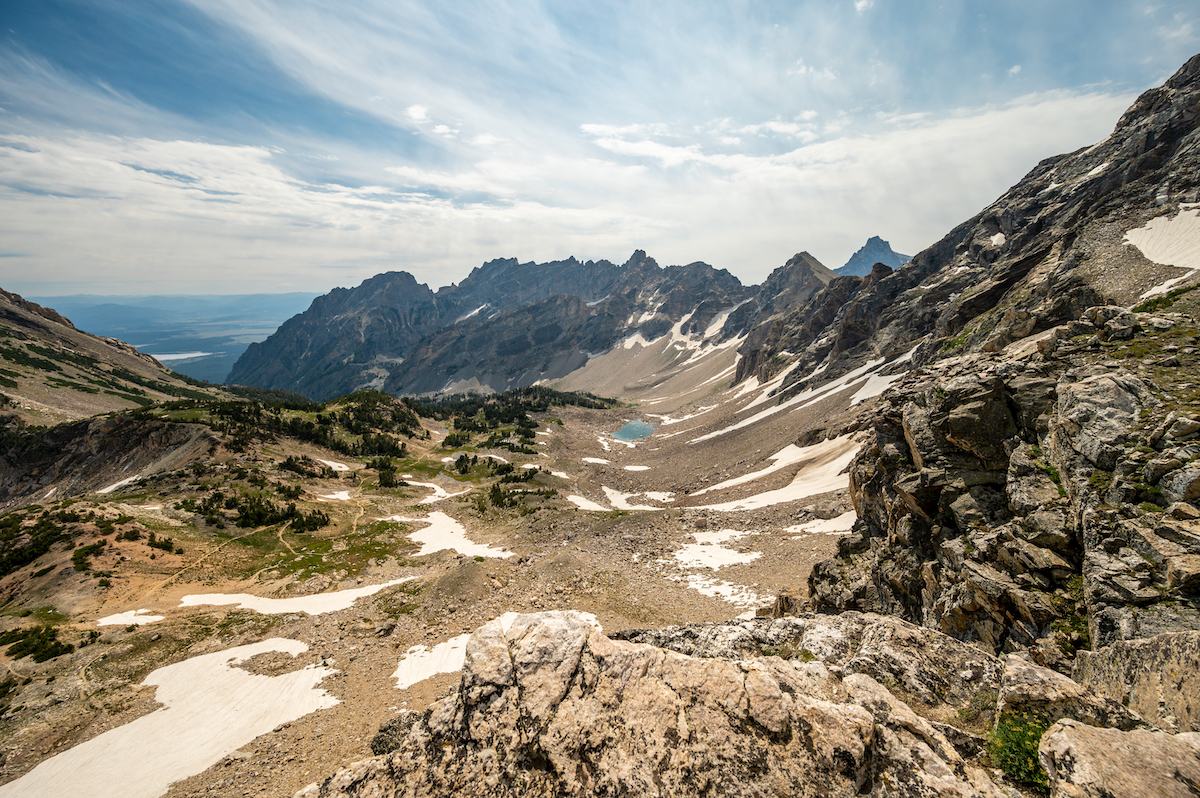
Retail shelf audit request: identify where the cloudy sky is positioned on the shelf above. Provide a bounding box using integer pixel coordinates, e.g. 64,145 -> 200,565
1,1 -> 1197,295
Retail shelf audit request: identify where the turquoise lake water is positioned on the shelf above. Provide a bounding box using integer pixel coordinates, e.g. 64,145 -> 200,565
613,419 -> 656,441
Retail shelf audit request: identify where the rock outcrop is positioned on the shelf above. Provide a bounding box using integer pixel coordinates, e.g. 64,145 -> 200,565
301,612 -> 1200,798
299,612 -> 1008,798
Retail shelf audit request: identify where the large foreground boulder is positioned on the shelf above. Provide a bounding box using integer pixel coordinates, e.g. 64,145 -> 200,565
298,611 -> 1005,798
1039,719 -> 1200,797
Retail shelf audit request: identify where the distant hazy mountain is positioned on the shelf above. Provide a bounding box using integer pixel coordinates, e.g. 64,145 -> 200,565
835,236 -> 910,276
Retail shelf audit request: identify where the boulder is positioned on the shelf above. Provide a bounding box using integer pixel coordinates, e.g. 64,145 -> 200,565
1039,719 -> 1200,798
1054,372 -> 1146,471
997,655 -> 1144,731
1160,464 -> 1200,503
1072,631 -> 1200,733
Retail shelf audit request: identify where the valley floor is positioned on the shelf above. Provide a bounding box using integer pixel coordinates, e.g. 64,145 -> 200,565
0,361 -> 879,798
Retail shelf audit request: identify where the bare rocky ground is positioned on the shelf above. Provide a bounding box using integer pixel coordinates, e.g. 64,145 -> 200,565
0,367 -> 867,798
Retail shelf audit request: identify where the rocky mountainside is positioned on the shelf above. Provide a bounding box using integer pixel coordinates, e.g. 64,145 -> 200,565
756,55 -> 1200,666
227,249 -> 837,400
835,235 -> 910,277
0,288 -> 217,426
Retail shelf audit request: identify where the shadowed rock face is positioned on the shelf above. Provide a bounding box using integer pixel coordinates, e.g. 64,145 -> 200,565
0,414 -> 215,510
227,251 -> 773,400
797,54 -> 1200,665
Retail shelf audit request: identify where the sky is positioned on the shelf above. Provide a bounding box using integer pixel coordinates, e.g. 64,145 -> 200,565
1,1 -> 1198,296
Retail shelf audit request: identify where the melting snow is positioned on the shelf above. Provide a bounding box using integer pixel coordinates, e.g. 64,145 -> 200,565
404,480 -> 472,504
0,639 -> 337,798
674,529 -> 761,569
624,465 -> 651,471
1125,205 -> 1200,298
692,442 -> 824,496
97,475 -> 142,495
602,487 -> 663,511
97,608 -> 164,627
317,490 -> 352,501
645,405 -> 717,426
693,347 -> 916,445
180,578 -> 417,615
582,457 -> 610,465
315,459 -> 351,472
692,435 -> 859,511
457,304 -> 488,322
567,495 -> 610,511
379,511 -> 513,558
787,510 -> 858,536
675,574 -> 765,609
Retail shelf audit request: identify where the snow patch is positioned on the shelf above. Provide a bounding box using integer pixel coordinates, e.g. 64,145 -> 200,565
0,639 -> 337,798
315,459 -> 351,472
457,304 -> 489,322
624,465 -> 651,471
674,529 -> 761,569
675,574 -> 765,609
1126,205 -> 1200,298
379,511 -> 513,558
180,578 -> 417,616
97,475 -> 142,495
582,457 -> 609,465
787,510 -> 857,536
693,435 -> 859,511
567,495 -> 610,511
317,490 -> 352,501
990,233 -> 1006,246
97,608 -> 164,627
404,480 -> 472,504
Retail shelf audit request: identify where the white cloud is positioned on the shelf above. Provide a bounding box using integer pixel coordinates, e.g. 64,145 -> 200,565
580,123 -> 673,138
786,60 -> 837,80
854,0 -> 874,14
1009,64 -> 1022,76
736,120 -> 819,141
0,87 -> 1135,294
406,105 -> 428,122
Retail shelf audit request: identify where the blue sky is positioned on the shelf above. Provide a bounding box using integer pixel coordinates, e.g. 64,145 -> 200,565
1,1 -> 1197,294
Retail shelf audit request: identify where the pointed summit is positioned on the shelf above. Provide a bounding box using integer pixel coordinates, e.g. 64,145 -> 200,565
836,236 -> 910,277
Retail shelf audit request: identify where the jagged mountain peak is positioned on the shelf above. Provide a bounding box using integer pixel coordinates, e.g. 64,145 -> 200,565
835,236 -> 910,277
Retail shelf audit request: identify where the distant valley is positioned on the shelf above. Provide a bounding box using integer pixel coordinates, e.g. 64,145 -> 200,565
29,293 -> 320,384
